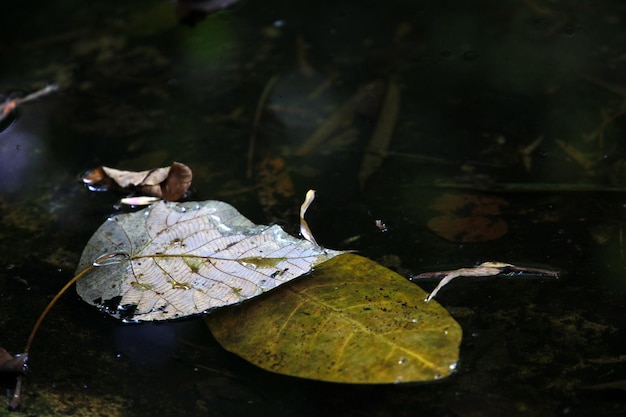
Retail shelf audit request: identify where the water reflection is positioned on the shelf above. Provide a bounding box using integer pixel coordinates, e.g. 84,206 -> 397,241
114,322 -> 184,367
0,113 -> 48,193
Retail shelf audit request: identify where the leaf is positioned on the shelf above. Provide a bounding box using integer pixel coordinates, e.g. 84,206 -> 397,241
81,161 -> 193,201
413,262 -> 559,302
206,253 -> 461,383
427,215 -> 508,242
427,193 -> 509,242
75,200 -> 343,321
0,348 -> 27,374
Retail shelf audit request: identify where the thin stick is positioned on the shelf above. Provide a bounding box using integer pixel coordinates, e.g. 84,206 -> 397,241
9,264 -> 95,410
0,84 -> 59,124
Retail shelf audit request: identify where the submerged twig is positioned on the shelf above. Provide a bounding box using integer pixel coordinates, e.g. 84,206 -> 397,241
358,80 -> 400,189
294,80 -> 385,156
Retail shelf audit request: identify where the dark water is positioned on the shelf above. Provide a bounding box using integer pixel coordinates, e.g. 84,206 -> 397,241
1,0 -> 626,416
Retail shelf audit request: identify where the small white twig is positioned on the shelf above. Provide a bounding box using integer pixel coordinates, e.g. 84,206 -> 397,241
418,261 -> 558,302
299,189 -> 319,246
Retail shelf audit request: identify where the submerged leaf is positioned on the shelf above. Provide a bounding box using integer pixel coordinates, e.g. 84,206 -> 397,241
76,200 -> 343,321
427,193 -> 509,242
206,254 -> 461,383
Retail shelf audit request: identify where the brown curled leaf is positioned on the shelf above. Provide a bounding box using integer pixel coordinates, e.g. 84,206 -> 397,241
161,162 -> 193,201
82,162 -> 192,201
0,348 -> 28,374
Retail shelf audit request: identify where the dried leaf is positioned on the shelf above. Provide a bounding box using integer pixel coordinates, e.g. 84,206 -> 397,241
412,262 -> 559,301
76,200 -> 343,321
206,254 -> 461,383
427,215 -> 508,242
160,162 -> 193,201
429,193 -> 507,216
427,194 -> 509,242
82,161 -> 192,201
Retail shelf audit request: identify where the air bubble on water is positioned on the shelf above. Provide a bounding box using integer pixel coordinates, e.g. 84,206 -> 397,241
449,362 -> 457,371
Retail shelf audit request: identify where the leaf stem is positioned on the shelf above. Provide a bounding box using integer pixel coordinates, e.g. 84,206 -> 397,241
9,264 -> 95,410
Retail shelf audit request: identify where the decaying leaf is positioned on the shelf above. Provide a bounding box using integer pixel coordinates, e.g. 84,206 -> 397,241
412,262 -> 559,302
427,215 -> 508,243
206,253 -> 462,384
0,348 -> 27,374
427,193 -> 509,242
82,161 -> 192,201
76,200 -> 343,321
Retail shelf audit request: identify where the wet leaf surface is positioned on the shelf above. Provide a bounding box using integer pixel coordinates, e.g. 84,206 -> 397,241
206,253 -> 461,383
76,200 -> 343,321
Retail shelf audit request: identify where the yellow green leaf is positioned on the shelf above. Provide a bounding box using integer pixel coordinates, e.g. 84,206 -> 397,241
206,253 -> 461,383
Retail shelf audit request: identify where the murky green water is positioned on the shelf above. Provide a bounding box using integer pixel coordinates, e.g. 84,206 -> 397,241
2,0 -> 626,416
